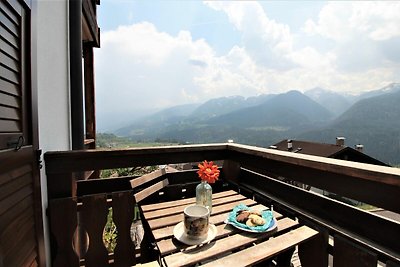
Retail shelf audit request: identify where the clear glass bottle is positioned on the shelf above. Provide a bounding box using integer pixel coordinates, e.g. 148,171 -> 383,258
196,180 -> 212,213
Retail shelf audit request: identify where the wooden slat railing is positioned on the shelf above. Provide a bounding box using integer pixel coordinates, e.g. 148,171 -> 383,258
44,143 -> 400,266
226,143 -> 400,213
48,191 -> 136,267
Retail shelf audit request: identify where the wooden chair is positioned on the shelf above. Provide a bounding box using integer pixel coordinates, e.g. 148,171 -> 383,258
130,167 -> 172,203
130,166 -> 176,264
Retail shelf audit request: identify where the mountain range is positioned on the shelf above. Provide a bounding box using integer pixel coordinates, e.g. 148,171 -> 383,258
115,83 -> 400,165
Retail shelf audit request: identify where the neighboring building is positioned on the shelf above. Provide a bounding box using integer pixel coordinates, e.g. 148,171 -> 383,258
0,0 -> 100,265
270,138 -> 389,200
271,137 -> 389,166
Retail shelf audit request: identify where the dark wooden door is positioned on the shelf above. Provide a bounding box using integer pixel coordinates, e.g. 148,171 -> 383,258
1,0 -> 45,266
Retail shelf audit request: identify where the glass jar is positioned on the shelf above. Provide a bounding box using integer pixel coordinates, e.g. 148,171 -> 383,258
196,180 -> 212,213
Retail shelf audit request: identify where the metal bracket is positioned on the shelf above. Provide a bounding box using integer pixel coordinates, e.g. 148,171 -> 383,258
36,149 -> 43,169
7,135 -> 24,151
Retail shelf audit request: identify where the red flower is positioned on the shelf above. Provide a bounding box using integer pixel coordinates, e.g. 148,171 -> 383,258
197,160 -> 220,184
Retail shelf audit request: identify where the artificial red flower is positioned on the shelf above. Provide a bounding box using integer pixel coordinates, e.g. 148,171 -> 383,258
197,160 -> 220,183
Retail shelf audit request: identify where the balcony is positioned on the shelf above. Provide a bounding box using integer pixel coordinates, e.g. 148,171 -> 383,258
82,0 -> 100,47
44,143 -> 400,266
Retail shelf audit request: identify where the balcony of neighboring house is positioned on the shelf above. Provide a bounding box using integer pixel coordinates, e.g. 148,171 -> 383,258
44,143 -> 400,267
82,0 -> 100,48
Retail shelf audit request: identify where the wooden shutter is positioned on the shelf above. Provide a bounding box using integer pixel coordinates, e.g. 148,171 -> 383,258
0,0 -> 29,150
0,0 -> 45,266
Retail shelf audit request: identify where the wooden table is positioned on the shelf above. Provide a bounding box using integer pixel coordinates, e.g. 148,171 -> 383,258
140,190 -> 319,267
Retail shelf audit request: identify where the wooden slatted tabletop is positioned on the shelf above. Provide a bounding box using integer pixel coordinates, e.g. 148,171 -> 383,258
140,190 -> 318,267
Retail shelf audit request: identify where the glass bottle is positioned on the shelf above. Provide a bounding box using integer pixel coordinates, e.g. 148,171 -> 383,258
196,180 -> 212,213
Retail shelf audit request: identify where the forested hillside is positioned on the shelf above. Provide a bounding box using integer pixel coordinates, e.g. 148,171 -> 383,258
113,84 -> 400,164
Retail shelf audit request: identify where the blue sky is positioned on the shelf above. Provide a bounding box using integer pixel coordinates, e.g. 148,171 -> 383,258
98,1 -> 326,55
95,1 -> 400,130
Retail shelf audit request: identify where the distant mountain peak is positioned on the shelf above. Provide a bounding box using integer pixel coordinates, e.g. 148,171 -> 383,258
304,87 -> 351,117
305,87 -> 330,95
381,82 -> 400,92
357,82 -> 400,101
286,89 -> 302,95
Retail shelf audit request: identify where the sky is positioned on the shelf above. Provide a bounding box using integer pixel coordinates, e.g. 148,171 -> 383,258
95,1 -> 400,130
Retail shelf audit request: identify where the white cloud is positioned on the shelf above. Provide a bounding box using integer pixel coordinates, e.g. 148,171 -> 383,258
204,1 -> 295,69
290,47 -> 336,70
351,2 -> 400,41
95,21 -> 267,124
96,1 -> 400,131
101,22 -> 213,67
302,1 -> 400,72
304,2 -> 400,42
96,22 -> 215,115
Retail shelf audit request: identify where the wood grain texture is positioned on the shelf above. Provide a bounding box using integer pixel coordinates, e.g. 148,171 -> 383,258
134,178 -> 169,203
0,91 -> 20,108
0,78 -> 19,96
82,0 -> 99,46
46,172 -> 74,199
239,169 -> 400,258
228,143 -> 400,188
333,235 -> 377,267
0,25 -> 19,51
112,191 -> 136,266
151,203 -> 282,242
1,208 -> 34,256
44,144 -> 228,173
0,105 -> 19,120
23,249 -> 38,267
0,1 -> 44,266
0,171 -> 30,201
163,221 -> 307,267
141,190 -> 237,212
158,216 -> 297,256
0,64 -> 19,84
0,194 -> 31,230
0,9 -> 19,37
0,39 -> 19,62
49,198 -> 79,267
4,227 -> 36,266
81,194 -> 108,267
0,1 -> 19,25
1,50 -> 19,71
0,183 -> 32,215
130,168 -> 166,189
143,193 -> 246,220
43,143 -> 400,265
83,45 -> 96,140
0,118 -> 19,132
0,163 -> 30,186
298,222 -> 329,267
4,0 -> 23,16
148,198 -> 256,230
201,226 -> 318,267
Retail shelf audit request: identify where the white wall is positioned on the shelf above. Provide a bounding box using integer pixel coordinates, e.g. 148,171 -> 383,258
35,0 -> 71,263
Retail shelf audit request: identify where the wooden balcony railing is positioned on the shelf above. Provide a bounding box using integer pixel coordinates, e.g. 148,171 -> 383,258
44,143 -> 400,266
82,0 -> 100,47
49,191 -> 135,266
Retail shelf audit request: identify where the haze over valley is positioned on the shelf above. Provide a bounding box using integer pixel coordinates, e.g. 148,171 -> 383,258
95,2 -> 400,166
104,83 -> 400,165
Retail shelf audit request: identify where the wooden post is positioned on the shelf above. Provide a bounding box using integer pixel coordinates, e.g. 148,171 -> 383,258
298,223 -> 329,267
333,235 -> 377,267
222,160 -> 241,184
83,45 -> 96,146
46,172 -> 76,200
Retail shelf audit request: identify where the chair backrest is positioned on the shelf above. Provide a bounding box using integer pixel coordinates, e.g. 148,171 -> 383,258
130,167 -> 171,203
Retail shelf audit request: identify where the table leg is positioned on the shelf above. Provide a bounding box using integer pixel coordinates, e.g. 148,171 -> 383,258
275,247 -> 295,267
298,231 -> 329,267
